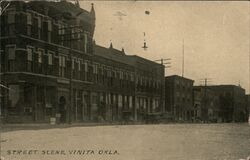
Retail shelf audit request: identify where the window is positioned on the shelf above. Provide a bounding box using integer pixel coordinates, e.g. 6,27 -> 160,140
59,55 -> 66,77
47,20 -> 52,32
27,13 -> 32,25
72,58 -> 75,70
37,17 -> 41,28
33,16 -> 42,39
6,45 -> 15,72
84,62 -> 88,72
26,13 -> 32,36
27,47 -> 33,72
37,49 -> 43,63
27,48 -> 32,61
7,46 -> 15,60
8,85 -> 20,108
84,33 -> 88,53
48,52 -> 53,65
7,11 -> 15,24
77,60 -> 81,71
118,95 -> 123,108
129,96 -> 133,109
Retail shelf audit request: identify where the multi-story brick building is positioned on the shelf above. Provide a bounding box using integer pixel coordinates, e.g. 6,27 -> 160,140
208,85 -> 247,122
193,86 -> 220,122
165,75 -> 194,121
246,94 -> 250,121
0,1 -> 165,123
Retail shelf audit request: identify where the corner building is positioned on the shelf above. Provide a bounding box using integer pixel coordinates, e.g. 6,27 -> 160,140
0,1 -> 165,123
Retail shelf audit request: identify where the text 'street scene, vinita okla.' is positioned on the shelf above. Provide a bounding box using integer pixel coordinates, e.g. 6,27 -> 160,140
0,0 -> 249,160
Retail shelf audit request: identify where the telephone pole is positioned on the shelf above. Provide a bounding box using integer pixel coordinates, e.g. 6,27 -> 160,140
199,78 -> 212,122
154,58 -> 171,76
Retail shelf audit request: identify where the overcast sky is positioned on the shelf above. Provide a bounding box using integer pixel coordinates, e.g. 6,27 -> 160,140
80,1 -> 250,93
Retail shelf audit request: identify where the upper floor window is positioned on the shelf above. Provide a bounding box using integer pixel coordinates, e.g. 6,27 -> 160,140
48,51 -> 53,65
47,20 -> 52,32
77,60 -> 81,71
37,49 -> 43,63
27,46 -> 33,72
6,45 -> 16,60
27,13 -> 32,25
37,17 -> 41,28
7,11 -> 15,24
27,47 -> 33,61
72,58 -> 75,70
84,33 -> 88,53
84,61 -> 88,72
26,13 -> 32,36
59,55 -> 66,77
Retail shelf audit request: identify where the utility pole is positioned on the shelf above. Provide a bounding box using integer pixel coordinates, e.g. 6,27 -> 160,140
154,58 -> 171,76
154,58 -> 171,113
199,78 -> 212,122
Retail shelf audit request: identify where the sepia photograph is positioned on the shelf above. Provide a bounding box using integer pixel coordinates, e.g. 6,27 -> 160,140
0,0 -> 249,160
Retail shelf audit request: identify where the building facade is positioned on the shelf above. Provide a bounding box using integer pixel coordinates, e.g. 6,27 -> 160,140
165,75 -> 194,121
208,85 -> 247,122
246,94 -> 250,119
0,1 -> 165,123
193,86 -> 220,122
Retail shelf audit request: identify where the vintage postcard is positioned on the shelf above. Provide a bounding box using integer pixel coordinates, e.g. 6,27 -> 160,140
0,0 -> 249,160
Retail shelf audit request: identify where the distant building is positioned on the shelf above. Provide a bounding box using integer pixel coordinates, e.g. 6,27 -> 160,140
193,86 -> 220,122
245,94 -> 250,118
165,75 -> 194,121
0,1 -> 165,123
208,85 -> 246,122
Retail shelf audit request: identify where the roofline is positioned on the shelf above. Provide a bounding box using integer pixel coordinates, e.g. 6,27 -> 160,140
165,75 -> 194,82
128,55 -> 164,67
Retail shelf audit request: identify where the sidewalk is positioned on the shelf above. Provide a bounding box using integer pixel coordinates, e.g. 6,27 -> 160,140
0,121 -> 145,132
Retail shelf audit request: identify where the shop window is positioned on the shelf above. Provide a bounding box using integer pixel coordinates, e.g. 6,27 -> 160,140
8,85 -> 20,107
129,96 -> 133,109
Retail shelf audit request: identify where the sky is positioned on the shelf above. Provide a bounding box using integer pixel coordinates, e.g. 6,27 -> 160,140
80,1 -> 250,94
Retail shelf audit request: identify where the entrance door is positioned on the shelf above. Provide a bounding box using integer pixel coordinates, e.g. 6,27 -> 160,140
59,96 -> 66,123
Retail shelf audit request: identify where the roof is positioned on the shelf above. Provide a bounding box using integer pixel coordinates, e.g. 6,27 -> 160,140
27,1 -> 93,23
94,45 -> 133,65
128,55 -> 163,67
165,75 -> 194,82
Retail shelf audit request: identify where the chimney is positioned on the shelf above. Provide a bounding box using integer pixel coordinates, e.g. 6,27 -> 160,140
109,42 -> 113,49
90,3 -> 95,18
75,0 -> 80,7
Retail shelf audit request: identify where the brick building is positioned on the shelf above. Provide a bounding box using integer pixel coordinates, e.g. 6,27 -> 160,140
165,75 -> 194,121
208,85 -> 247,122
0,1 -> 165,123
193,86 -> 220,122
246,94 -> 250,120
